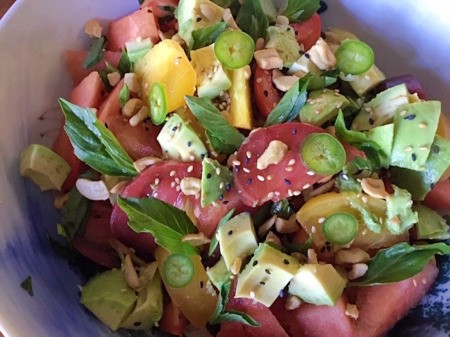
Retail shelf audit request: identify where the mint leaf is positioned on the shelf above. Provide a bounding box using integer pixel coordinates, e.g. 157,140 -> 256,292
209,209 -> 235,256
118,49 -> 131,74
83,36 -> 107,69
117,197 -> 198,255
213,310 -> 259,327
350,242 -> 450,286
192,22 -> 228,50
119,84 -> 130,108
265,75 -> 311,126
282,0 -> 321,22
185,96 -> 245,154
20,276 -> 33,296
59,99 -> 137,177
236,0 -> 268,41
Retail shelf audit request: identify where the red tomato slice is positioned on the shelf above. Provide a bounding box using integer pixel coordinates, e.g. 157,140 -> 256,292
424,178 -> 450,215
72,237 -> 120,269
159,300 -> 188,337
97,79 -> 124,122
105,115 -> 162,161
291,13 -> 322,51
253,65 -> 281,119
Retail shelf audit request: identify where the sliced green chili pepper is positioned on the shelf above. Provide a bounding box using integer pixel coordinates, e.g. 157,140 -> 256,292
214,31 -> 255,69
335,39 -> 374,75
149,82 -> 168,125
322,212 -> 359,245
162,253 -> 195,288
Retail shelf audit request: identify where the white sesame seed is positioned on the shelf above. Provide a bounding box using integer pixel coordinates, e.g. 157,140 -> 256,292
267,175 -> 273,181
274,191 -> 280,196
404,146 -> 413,152
170,182 -> 176,188
170,170 -> 176,177
175,178 -> 180,184
419,122 -> 427,128
303,183 -> 311,189
176,185 -> 181,192
419,146 -> 429,151
246,151 -> 252,158
154,178 -> 160,186
399,110 -> 407,117
364,75 -> 370,81
288,189 -> 293,197
232,160 -> 241,166
219,182 -> 225,189
422,278 -> 427,285
285,166 -> 293,172
187,165 -> 194,173
362,196 -> 368,203
216,167 -> 221,175
311,225 -> 317,233
364,107 -> 372,112
243,167 -> 251,173
413,279 -> 417,287
267,192 -> 274,199
318,217 -> 325,224
250,291 -> 255,299
257,175 -> 265,181
256,78 -> 263,83
307,171 -> 315,176
293,190 -> 301,196
288,159 -> 296,166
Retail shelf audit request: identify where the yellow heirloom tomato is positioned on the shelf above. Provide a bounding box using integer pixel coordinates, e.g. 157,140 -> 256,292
135,39 -> 196,112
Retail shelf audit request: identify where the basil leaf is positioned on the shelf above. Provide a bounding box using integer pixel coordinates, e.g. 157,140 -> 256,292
20,276 -> 33,296
282,0 -> 321,22
59,99 -> 137,177
185,96 -> 245,154
83,36 -> 107,69
119,84 -> 130,108
118,49 -> 131,74
117,197 -> 199,255
213,310 -> 260,327
98,70 -> 113,90
192,22 -> 228,50
209,209 -> 235,256
236,0 -> 268,41
264,75 -> 310,127
350,242 -> 450,286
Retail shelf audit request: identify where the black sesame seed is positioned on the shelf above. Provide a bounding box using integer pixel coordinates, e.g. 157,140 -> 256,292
304,53 -> 310,59
234,166 -> 240,173
318,0 -> 328,13
320,246 -> 326,253
368,118 -> 374,125
218,194 -> 224,201
432,145 -> 440,154
207,173 -> 212,179
227,230 -> 233,236
187,141 -> 192,147
253,260 -> 258,267
284,179 -> 292,186
412,153 -> 417,161
430,183 -> 436,189
247,178 -> 253,185
291,128 -> 297,135
145,127 -> 150,132
404,114 -> 416,121
147,9 -> 152,13
263,90 -> 269,97
244,157 -> 250,164
260,281 -> 266,285
196,17 -> 201,22
223,200 -> 229,205
172,126 -> 177,131
200,281 -> 204,288
133,322 -> 142,327
265,269 -> 271,275
201,153 -> 206,159
105,123 -> 109,129
283,259 -> 290,265
226,183 -> 232,191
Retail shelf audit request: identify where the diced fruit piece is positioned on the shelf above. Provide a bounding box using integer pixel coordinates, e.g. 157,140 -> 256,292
349,65 -> 386,96
135,39 -> 196,112
390,135 -> 450,200
97,79 -> 125,122
176,0 -> 225,48
355,262 -> 439,337
265,25 -> 301,68
64,50 -> 121,86
296,192 -> 408,250
120,267 -> 164,330
20,144 -> 71,191
191,44 -> 231,98
300,89 -> 349,126
236,243 -> 299,306
155,247 -> 218,327
105,115 -> 162,160
107,7 -> 160,52
374,74 -> 426,99
390,101 -> 441,171
424,178 -> 450,215
70,71 -> 105,108
159,300 -> 188,337
414,204 -> 450,240
291,13 -> 322,51
157,113 -> 207,161
206,257 -> 231,290
217,213 -> 258,270
351,84 -> 409,130
253,66 -> 280,119
81,269 -> 137,331
271,295 -> 356,337
228,66 -> 253,129
72,237 -> 121,268
288,53 -> 321,75
366,124 -> 394,168
289,264 -> 347,306
201,158 -> 232,206
437,113 -> 450,140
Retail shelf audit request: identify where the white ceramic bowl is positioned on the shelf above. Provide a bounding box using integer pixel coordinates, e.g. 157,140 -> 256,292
0,1 -> 449,336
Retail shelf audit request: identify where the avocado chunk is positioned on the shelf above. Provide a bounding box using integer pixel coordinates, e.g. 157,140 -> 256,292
288,53 -> 321,75
218,212 -> 258,270
20,144 -> 71,191
414,204 -> 450,240
300,89 -> 350,126
236,243 -> 300,307
191,44 -> 232,99
206,257 -> 231,291
120,267 -> 163,330
176,0 -> 225,48
201,157 -> 232,206
385,186 -> 418,235
351,84 -> 409,130
390,135 -> 450,200
260,0 -> 278,20
366,123 -> 394,168
349,64 -> 386,97
227,66 -> 253,130
390,101 -> 441,171
265,25 -> 301,68
157,113 -> 208,161
288,263 -> 347,306
81,269 -> 137,331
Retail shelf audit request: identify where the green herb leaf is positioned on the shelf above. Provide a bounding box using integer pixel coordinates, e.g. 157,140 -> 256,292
118,49 -> 131,74
350,242 -> 450,286
98,70 -> 113,90
20,276 -> 33,296
236,0 -> 268,42
83,36 -> 107,69
282,0 -> 321,22
209,209 -> 235,256
119,84 -> 130,108
185,96 -> 245,154
59,99 -> 137,177
213,310 -> 260,327
335,157 -> 373,193
117,197 -> 198,255
265,75 -> 311,127
192,22 -> 228,50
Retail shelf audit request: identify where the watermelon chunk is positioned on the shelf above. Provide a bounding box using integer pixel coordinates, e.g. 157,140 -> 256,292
271,296 -> 356,337
355,261 -> 439,337
97,79 -> 124,122
106,7 -> 160,52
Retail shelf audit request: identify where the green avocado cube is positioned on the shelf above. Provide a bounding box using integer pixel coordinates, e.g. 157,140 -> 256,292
236,243 -> 299,307
414,204 -> 450,240
201,158 -> 233,206
367,123 -> 394,168
265,25 -> 301,68
288,263 -> 347,306
390,101 -> 441,171
300,89 -> 349,126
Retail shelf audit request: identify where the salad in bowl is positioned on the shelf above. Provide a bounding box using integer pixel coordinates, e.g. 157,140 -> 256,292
12,0 -> 450,336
